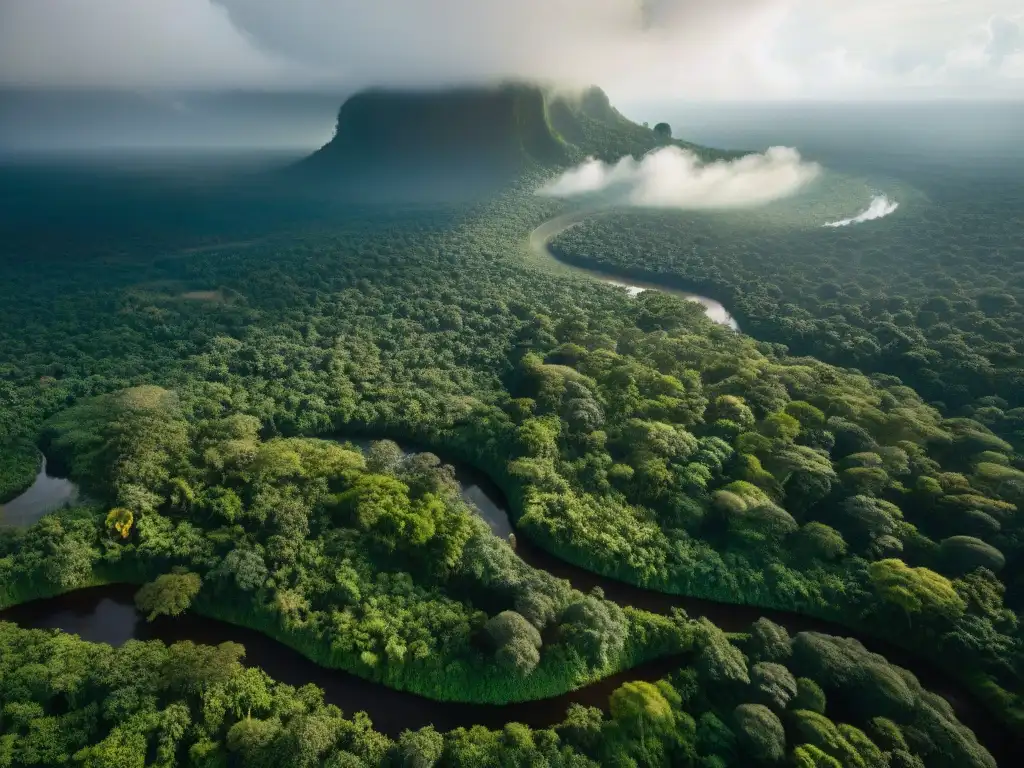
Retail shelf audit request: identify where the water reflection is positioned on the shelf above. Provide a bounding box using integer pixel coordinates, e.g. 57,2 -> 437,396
602,274 -> 738,330
345,437 -> 514,539
0,456 -> 79,527
460,481 -> 513,539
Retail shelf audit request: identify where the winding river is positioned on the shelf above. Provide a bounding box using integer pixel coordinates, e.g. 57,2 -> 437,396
1,442 -> 1016,762
0,584 -> 688,739
528,211 -> 739,331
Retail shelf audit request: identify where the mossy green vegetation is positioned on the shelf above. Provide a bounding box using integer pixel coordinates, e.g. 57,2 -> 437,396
0,84 -> 1020,765
0,615 -> 995,767
3,422 -> 690,705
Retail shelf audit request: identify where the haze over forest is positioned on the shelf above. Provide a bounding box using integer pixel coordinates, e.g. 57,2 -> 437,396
1,3 -> 1023,768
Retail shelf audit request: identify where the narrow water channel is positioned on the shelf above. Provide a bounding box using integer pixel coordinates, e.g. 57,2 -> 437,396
1,442 -> 1016,762
0,584 -> 686,739
0,456 -> 79,527
344,437 -> 513,539
330,439 -> 1019,762
528,212 -> 739,331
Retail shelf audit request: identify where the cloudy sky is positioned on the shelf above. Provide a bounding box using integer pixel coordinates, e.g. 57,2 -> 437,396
0,0 -> 1021,101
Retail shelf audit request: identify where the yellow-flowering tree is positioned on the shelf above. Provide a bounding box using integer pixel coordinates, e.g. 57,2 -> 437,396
105,507 -> 134,539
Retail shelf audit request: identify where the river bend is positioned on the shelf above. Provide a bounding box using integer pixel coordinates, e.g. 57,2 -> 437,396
528,211 -> 739,331
1,447 -> 1015,761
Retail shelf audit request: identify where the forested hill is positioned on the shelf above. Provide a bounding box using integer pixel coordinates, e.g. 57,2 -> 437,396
546,85 -> 743,164
290,83 -> 739,186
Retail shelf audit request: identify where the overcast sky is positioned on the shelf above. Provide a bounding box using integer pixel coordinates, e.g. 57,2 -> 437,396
0,0 -> 1021,101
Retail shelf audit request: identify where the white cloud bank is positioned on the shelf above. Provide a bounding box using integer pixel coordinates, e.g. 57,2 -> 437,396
0,1 -> 1020,100
538,146 -> 821,210
823,195 -> 899,227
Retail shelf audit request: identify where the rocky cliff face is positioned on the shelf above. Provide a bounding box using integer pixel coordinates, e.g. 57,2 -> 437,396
296,83 -> 571,179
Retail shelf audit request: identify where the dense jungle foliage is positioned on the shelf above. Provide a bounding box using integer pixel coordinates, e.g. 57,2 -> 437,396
0,616 -> 995,767
4,419 -> 690,703
548,170 -> 1024,440
0,87 -> 1021,765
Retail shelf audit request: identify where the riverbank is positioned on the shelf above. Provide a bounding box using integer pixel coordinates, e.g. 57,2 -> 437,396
527,210 -> 740,330
2,540 -> 1015,763
2,434 -> 1020,761
324,429 -> 1024,757
0,454 -> 78,527
0,524 -> 695,709
0,583 -> 692,739
0,444 -> 44,508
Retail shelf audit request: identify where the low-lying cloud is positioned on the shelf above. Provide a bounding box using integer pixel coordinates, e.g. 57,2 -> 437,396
538,146 -> 821,209
823,194 -> 899,226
